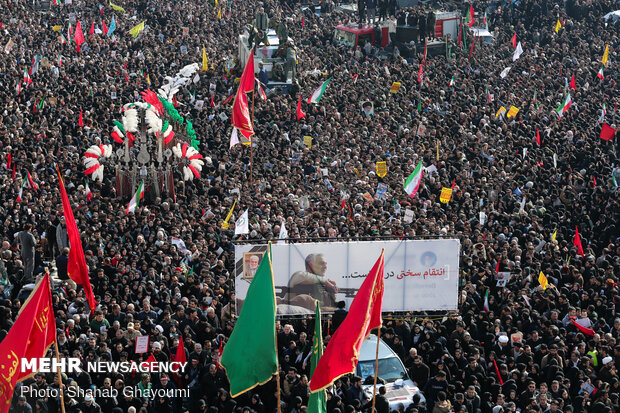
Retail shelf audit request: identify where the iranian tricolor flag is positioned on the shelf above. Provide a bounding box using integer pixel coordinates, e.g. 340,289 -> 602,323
486,85 -> 492,103
16,176 -> 26,202
127,181 -> 144,213
26,170 -> 38,190
556,93 -> 572,119
23,69 -> 32,87
403,161 -> 424,198
85,180 -> 93,202
449,76 -> 455,90
483,290 -> 490,313
307,78 -> 330,104
597,67 -> 604,80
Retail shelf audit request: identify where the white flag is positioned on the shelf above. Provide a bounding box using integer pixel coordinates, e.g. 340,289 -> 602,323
523,147 -> 527,159
513,42 -> 523,61
553,153 -> 557,168
519,197 -> 526,212
234,209 -> 249,235
230,127 -> 240,149
278,221 -> 288,244
500,67 -> 511,78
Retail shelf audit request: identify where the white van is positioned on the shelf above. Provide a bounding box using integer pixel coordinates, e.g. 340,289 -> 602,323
356,334 -> 425,409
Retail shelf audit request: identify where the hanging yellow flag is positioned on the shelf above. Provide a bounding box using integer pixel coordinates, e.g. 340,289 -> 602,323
129,21 -> 146,38
221,199 -> 237,229
202,45 -> 208,71
389,82 -> 401,94
52,25 -> 62,32
602,45 -> 609,67
376,161 -> 387,177
436,139 -> 440,160
146,74 -> 151,84
495,106 -> 507,118
215,0 -> 218,7
109,1 -> 126,13
353,167 -> 361,178
538,271 -> 548,290
551,229 -> 557,241
218,8 -> 222,19
506,106 -> 520,118
303,136 -> 312,149
440,187 -> 453,203
554,19 -> 561,33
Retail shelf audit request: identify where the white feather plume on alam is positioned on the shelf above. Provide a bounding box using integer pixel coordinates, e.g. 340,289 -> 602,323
172,143 -> 204,181
83,144 -> 112,182
158,63 -> 199,100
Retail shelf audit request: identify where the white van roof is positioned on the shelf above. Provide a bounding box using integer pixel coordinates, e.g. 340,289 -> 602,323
359,334 -> 398,361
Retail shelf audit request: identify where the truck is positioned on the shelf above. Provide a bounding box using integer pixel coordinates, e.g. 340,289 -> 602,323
238,29 -> 294,91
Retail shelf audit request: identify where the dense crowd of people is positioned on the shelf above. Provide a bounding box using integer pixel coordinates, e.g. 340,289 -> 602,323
0,0 -> 619,411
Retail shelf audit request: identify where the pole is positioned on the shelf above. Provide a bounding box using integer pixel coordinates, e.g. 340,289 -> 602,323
371,327 -> 381,413
47,276 -> 66,413
274,322 -> 282,413
250,90 -> 255,185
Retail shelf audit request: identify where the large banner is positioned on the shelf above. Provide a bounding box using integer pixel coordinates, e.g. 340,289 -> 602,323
234,240 -> 460,315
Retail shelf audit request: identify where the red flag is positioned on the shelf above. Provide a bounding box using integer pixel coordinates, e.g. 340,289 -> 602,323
74,21 -> 85,53
89,21 -> 95,35
102,20 -> 108,35
171,335 -> 186,386
12,164 -> 15,181
210,94 -> 215,107
418,64 -> 424,84
493,359 -> 504,385
78,108 -> 84,127
571,319 -> 595,336
57,167 -> 96,312
309,250 -> 385,392
6,152 -> 11,170
573,226 -> 585,258
302,17 -> 305,30
296,94 -> 306,121
495,259 -> 500,275
457,20 -> 462,47
570,74 -> 576,90
600,123 -> 616,141
124,72 -> 129,83
512,33 -> 517,49
592,175 -> 596,188
469,4 -> 475,27
231,51 -> 255,138
468,34 -> 476,60
222,94 -> 234,105
536,128 -> 541,146
0,274 -> 57,411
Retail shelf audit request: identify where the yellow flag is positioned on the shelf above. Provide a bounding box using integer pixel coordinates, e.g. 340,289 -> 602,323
551,229 -> 557,241
602,45 -> 609,67
538,271 -> 548,290
506,106 -> 520,118
389,82 -> 401,94
202,46 -> 208,71
221,199 -> 237,229
218,8 -> 222,19
303,136 -> 312,149
554,19 -> 561,33
215,0 -> 218,7
129,21 -> 146,38
52,25 -> 62,32
376,161 -> 387,177
440,187 -> 453,203
146,74 -> 151,84
495,106 -> 507,118
436,139 -> 440,160
109,1 -> 126,13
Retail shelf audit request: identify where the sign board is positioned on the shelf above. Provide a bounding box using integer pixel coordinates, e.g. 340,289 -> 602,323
234,240 -> 460,315
135,336 -> 149,354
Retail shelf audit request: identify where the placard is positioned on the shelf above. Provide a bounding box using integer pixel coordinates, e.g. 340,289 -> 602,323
135,335 -> 149,354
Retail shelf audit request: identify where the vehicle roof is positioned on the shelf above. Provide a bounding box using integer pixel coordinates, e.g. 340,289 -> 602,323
470,27 -> 493,37
358,334 -> 398,361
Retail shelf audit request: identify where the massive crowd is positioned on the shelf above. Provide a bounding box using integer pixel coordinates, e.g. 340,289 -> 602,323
0,0 -> 619,411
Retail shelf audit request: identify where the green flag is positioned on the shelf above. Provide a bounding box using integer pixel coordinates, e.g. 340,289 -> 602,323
221,246 -> 278,397
308,301 -> 326,413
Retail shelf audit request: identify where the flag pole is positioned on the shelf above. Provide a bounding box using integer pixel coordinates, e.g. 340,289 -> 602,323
371,327 -> 382,413
249,87 -> 256,186
271,243 -> 281,413
47,276 -> 67,413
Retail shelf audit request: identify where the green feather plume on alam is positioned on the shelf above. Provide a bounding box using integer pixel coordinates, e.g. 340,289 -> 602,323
158,96 -> 184,124
113,120 -> 125,132
185,119 -> 199,149
157,94 -> 200,148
